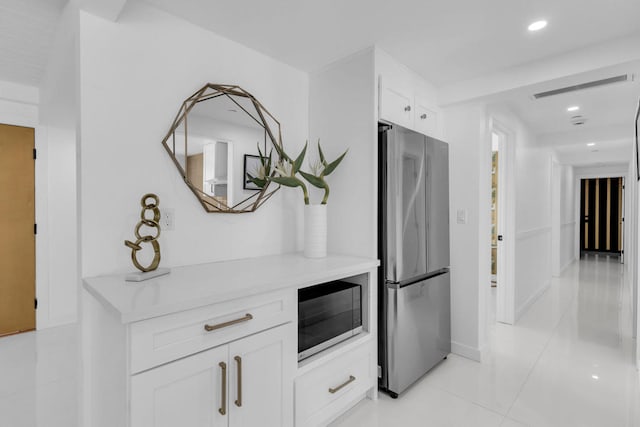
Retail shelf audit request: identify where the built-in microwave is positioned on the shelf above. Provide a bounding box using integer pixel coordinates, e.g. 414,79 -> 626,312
298,280 -> 362,361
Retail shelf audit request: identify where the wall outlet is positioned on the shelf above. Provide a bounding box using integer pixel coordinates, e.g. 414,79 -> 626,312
160,208 -> 175,231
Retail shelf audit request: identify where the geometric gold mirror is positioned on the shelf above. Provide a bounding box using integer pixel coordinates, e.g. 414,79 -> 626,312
161,84 -> 283,213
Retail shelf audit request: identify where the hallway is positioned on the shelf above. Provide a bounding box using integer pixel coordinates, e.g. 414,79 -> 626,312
333,256 -> 640,426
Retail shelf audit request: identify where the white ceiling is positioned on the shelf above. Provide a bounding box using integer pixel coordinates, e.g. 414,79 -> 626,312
2,0 -> 638,168
489,61 -> 640,135
484,60 -> 640,165
144,0 -> 640,86
140,0 -> 640,168
0,0 -> 68,86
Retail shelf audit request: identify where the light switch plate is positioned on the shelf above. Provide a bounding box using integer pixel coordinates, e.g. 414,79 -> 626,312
456,209 -> 467,224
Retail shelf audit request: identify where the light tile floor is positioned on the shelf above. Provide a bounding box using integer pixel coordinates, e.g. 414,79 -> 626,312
333,255 -> 640,426
0,322 -> 78,427
0,255 -> 638,426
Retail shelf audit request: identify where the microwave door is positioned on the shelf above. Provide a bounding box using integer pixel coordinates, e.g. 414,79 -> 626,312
385,126 -> 428,283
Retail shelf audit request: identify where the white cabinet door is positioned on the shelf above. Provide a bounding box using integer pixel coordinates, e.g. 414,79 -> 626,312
131,345 -> 229,427
379,76 -> 413,128
414,98 -> 438,138
228,324 -> 293,427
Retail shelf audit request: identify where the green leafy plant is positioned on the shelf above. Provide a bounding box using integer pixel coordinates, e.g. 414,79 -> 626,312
271,142 -> 310,204
270,140 -> 347,205
299,141 -> 348,205
246,143 -> 273,189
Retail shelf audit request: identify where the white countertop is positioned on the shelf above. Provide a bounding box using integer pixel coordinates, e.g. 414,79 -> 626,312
83,253 -> 379,324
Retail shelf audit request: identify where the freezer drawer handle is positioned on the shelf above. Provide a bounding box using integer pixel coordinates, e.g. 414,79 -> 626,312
204,313 -> 253,332
328,375 -> 356,394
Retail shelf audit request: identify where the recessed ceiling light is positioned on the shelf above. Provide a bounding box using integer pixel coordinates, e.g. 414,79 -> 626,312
591,374 -> 599,380
567,106 -> 580,112
587,143 -> 596,147
528,20 -> 547,32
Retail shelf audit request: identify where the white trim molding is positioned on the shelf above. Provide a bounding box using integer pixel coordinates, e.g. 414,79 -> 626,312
516,226 -> 552,241
516,279 -> 551,321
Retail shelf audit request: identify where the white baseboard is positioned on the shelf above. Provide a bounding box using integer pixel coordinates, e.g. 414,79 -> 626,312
451,341 -> 482,362
559,257 -> 577,275
516,280 -> 551,321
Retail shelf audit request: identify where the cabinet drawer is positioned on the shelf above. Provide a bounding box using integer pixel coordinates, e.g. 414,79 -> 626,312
295,343 -> 374,426
130,290 -> 294,373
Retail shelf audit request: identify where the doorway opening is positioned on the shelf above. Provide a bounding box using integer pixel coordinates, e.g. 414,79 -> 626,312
0,123 -> 36,337
491,133 -> 499,288
579,177 -> 624,261
489,119 -> 514,325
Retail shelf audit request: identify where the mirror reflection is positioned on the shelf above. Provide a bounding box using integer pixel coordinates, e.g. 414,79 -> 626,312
162,84 -> 283,213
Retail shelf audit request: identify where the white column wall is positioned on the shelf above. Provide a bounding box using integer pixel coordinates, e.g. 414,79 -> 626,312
308,49 -> 376,258
38,1 -> 80,327
443,102 -> 489,361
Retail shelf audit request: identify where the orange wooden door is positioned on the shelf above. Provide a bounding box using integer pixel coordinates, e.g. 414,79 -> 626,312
0,124 -> 35,336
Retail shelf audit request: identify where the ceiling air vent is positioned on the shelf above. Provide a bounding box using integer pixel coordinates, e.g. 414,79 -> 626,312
533,74 -> 631,99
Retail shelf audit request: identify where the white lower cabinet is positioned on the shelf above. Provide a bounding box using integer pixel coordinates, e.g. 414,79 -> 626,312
295,342 -> 374,427
131,324 -> 293,427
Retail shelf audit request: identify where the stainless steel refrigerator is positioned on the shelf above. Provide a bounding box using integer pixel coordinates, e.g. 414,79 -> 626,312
378,123 -> 451,398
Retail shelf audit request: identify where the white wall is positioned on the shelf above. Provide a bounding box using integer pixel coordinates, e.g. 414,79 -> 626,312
38,1 -> 80,328
551,160 -> 576,276
78,2 -> 309,277
308,49 -> 376,258
559,164 -> 576,272
629,140 -> 639,364
442,102 -> 490,361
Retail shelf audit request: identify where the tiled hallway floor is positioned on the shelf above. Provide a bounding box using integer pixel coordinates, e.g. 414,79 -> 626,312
0,256 -> 638,426
333,255 -> 640,427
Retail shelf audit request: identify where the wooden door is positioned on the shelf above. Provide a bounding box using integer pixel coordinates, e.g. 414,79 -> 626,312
130,345 -> 229,427
0,124 -> 35,336
580,177 -> 623,254
228,323 -> 293,427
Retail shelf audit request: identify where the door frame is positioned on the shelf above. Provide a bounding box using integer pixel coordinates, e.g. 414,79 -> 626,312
573,168 -> 628,262
490,118 -> 516,325
0,110 -> 50,331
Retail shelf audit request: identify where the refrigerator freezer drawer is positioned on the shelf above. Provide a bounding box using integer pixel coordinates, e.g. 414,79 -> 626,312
386,271 -> 451,395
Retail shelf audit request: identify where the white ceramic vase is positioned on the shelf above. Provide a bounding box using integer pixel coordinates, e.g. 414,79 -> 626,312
304,204 -> 327,258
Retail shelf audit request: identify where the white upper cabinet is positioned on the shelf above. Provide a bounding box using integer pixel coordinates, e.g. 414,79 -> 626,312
376,49 -> 442,139
413,97 -> 439,137
379,75 -> 413,129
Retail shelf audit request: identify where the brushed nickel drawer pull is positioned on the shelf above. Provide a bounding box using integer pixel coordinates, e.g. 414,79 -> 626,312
204,313 -> 253,332
219,362 -> 227,415
328,375 -> 356,394
234,356 -> 242,407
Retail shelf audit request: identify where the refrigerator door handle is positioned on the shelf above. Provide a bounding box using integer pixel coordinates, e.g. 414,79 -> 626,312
387,269 -> 449,289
